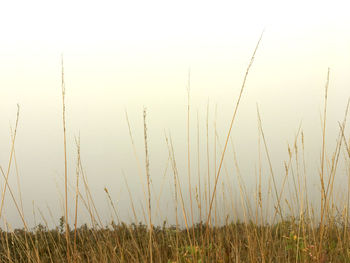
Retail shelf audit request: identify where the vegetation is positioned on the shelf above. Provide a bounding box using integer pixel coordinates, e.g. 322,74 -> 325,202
1,218 -> 349,262
1,33 -> 350,262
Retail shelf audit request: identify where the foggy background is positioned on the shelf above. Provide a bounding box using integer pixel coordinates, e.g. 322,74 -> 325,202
0,0 -> 350,229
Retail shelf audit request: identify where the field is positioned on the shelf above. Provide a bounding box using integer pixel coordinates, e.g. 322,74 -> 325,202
1,37 -> 350,262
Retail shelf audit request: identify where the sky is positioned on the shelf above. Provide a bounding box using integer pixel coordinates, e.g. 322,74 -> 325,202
0,0 -> 350,229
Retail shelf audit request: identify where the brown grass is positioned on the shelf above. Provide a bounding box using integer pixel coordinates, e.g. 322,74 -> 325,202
1,33 -> 350,262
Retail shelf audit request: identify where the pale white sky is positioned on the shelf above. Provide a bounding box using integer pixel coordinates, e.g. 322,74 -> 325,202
0,0 -> 350,228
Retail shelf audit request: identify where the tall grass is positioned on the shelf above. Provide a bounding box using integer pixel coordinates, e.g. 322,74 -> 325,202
0,35 -> 350,262
61,54 -> 70,263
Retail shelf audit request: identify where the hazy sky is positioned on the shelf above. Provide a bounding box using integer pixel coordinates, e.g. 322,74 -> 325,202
1,0 -> 350,229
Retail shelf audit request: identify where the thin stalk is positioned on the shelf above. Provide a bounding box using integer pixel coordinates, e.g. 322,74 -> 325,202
143,108 -> 153,262
73,135 -> 81,260
79,159 -> 103,228
60,55 -> 70,262
214,104 -> 218,227
165,132 -> 179,262
325,98 -> 349,208
123,171 -> 138,223
206,100 -> 210,223
273,123 -> 302,223
104,187 -> 121,224
186,69 -> 195,246
165,133 -> 194,260
125,110 -> 148,207
257,105 -> 283,221
197,110 -> 202,224
206,31 -> 264,228
0,104 -> 20,219
319,68 -> 330,258
10,126 -> 25,217
155,156 -> 170,220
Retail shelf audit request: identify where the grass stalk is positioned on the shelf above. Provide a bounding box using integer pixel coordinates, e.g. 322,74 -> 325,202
257,105 -> 283,222
206,31 -> 264,229
143,108 -> 153,262
73,135 -> 81,260
318,68 -> 330,259
197,110 -> 202,225
60,55 -> 70,262
0,104 -> 20,219
186,69 -> 196,248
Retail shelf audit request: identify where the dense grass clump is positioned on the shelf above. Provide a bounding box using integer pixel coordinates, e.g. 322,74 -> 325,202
1,219 -> 350,262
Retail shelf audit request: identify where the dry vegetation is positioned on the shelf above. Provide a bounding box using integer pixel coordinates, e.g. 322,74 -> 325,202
1,34 -> 350,262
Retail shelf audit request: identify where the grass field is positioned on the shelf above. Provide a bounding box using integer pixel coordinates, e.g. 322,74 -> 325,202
1,36 -> 350,262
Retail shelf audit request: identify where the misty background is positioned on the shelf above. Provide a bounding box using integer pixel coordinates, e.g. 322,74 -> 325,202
0,0 -> 350,229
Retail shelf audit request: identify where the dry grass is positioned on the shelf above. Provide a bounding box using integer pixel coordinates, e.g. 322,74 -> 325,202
1,34 -> 350,262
